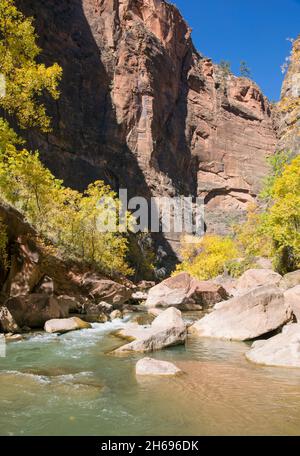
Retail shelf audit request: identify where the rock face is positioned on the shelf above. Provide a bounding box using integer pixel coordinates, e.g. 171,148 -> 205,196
44,317 -> 91,334
234,269 -> 282,295
114,307 -> 186,353
81,274 -> 132,306
280,270 -> 300,291
16,0 -> 276,256
0,306 -> 21,333
284,286 -> 300,322
3,294 -> 63,329
246,324 -> 300,368
190,285 -> 292,341
276,35 -> 300,155
135,357 -> 181,376
145,272 -> 228,310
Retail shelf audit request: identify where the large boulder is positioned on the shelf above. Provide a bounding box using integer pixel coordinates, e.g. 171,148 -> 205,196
56,295 -> 80,316
34,275 -> 55,295
4,237 -> 42,297
84,301 -> 112,322
0,306 -> 21,333
44,317 -> 91,334
135,357 -> 181,376
4,294 -> 63,329
246,324 -> 300,368
110,309 -> 123,320
280,270 -> 300,291
81,273 -> 132,306
189,285 -> 292,341
114,307 -> 187,353
284,286 -> 300,322
234,269 -> 282,295
145,272 -> 228,310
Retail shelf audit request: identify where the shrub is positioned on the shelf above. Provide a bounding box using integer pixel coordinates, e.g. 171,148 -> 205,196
175,234 -> 239,280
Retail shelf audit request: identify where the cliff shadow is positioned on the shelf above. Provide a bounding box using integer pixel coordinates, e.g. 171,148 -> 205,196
15,0 -> 178,273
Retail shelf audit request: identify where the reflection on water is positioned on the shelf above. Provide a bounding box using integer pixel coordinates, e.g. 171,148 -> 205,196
1,318 -> 300,436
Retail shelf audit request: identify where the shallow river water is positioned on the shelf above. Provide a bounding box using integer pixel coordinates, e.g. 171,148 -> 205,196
1,315 -> 300,436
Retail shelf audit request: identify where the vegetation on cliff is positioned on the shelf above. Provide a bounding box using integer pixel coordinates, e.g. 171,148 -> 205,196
0,0 -> 134,277
176,152 -> 300,279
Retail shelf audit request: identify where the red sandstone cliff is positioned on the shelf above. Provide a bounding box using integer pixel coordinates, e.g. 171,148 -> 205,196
276,35 -> 300,155
16,0 -> 277,254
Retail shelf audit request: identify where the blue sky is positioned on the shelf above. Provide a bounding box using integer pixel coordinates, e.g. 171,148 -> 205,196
173,0 -> 300,101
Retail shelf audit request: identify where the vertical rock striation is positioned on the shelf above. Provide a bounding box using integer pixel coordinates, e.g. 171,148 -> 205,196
15,0 -> 277,256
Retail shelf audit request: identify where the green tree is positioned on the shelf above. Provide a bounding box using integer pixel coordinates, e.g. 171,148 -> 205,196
219,60 -> 232,77
240,60 -> 251,78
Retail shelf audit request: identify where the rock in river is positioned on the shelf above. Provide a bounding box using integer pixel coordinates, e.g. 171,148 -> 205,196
114,307 -> 186,354
145,272 -> 228,310
44,317 -> 91,334
246,324 -> 300,368
189,285 -> 292,341
136,357 -> 181,376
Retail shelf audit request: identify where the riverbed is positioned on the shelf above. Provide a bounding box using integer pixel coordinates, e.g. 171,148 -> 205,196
1,315 -> 300,436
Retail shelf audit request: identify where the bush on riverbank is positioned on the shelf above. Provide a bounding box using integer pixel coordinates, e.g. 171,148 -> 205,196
176,153 -> 300,279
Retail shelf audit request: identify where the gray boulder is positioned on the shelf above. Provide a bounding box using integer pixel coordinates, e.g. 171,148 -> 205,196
284,286 -> 300,322
234,269 -> 282,295
145,272 -> 228,310
189,285 -> 292,341
246,324 -> 300,368
114,307 -> 186,353
44,317 -> 91,334
280,270 -> 300,291
135,357 -> 181,376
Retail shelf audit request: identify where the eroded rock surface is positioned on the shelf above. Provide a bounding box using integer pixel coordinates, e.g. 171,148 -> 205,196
246,324 -> 300,368
145,272 -> 228,310
16,0 -> 276,254
189,285 -> 292,341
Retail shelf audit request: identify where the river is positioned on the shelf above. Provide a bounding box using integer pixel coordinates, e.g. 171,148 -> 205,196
1,314 -> 300,436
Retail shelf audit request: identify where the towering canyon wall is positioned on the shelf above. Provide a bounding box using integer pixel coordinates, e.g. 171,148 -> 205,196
277,35 -> 300,155
16,0 -> 277,255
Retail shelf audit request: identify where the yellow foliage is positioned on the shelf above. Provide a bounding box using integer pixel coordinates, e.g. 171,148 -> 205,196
234,203 -> 273,258
0,143 -> 133,276
0,0 -> 62,131
262,155 -> 300,271
175,234 -> 239,280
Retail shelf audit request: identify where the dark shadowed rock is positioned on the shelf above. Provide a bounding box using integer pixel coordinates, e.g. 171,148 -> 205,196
4,294 -> 63,329
81,273 -> 132,306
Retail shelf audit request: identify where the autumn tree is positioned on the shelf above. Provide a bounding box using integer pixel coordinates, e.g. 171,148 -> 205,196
0,0 -> 62,131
